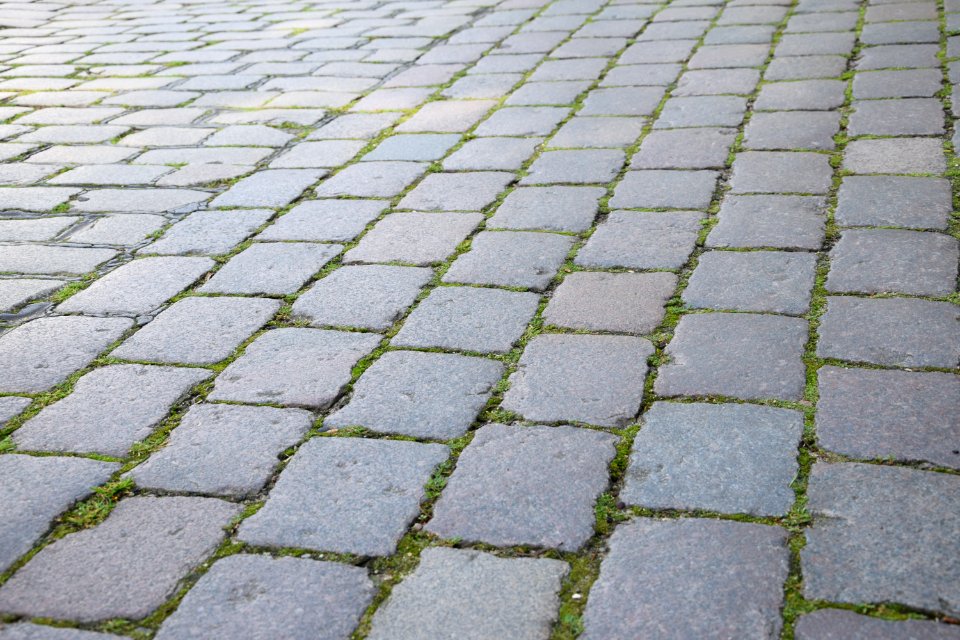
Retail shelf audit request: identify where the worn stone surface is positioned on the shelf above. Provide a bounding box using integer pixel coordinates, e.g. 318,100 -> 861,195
0,397 -> 31,426
611,170 -> 718,209
144,210 -> 273,256
488,186 -> 604,232
199,243 -> 341,295
576,211 -> 703,270
708,195 -> 826,249
258,199 -> 386,242
835,176 -> 951,229
345,212 -> 482,265
545,271 -> 677,334
443,230 -> 573,290
795,610 -> 960,640
238,438 -> 448,556
0,279 -> 65,312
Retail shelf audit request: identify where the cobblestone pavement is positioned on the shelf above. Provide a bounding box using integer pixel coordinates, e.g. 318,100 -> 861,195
0,0 -> 958,636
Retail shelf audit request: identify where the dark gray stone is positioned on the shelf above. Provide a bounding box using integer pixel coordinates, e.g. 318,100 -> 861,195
683,250 -> 817,314
835,176 -> 951,229
0,316 -> 132,393
258,200 -> 387,242
817,297 -> 959,368
154,555 -> 374,640
0,455 -> 118,573
656,312 -> 808,401
393,286 -> 539,354
754,80 -> 846,111
730,152 -> 833,194
0,496 -> 240,622
15,364 -> 210,456
843,138 -> 945,174
544,271 -> 677,334
130,404 -> 312,497
292,265 -> 432,330
745,111 -> 840,150
766,55 -> 847,81
849,98 -> 944,136
443,230 -> 573,291
325,350 -> 503,439
521,149 -> 624,185
610,171 -> 718,209
209,329 -> 381,408
345,212 -> 482,265
803,463 -> 960,616
708,195 -> 826,250
632,128 -> 737,169
581,518 -> 790,640
113,297 -> 279,365
367,548 -> 566,640
428,423 -> 616,550
852,69 -> 943,99
487,186 -> 604,232
502,334 -> 652,427
826,229 -> 958,296
622,402 -> 803,516
199,243 -> 342,295
237,438 -> 448,555
795,609 -> 960,640
575,211 -> 703,269
817,366 -> 960,469
397,172 -> 513,211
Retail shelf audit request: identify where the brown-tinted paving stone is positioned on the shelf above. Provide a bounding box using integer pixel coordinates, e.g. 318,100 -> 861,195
0,316 -> 133,393
443,230 -> 573,291
581,519 -> 790,639
502,334 -> 652,427
258,200 -> 387,242
730,151 -> 833,194
209,329 -> 380,409
622,402 -> 803,516
14,364 -> 210,457
199,243 -> 341,295
130,404 -> 312,497
154,555 -> 374,640
397,172 -> 513,211
427,423 -> 617,550
58,256 -> 213,316
487,186 -> 604,232
656,313 -> 808,401
576,211 -> 703,270
0,496 -> 239,622
684,250 -> 817,314
393,286 -> 539,354
826,229 -> 958,296
610,170 -> 719,209
367,548 -> 566,640
237,438 -> 448,556
325,350 -> 502,440
835,176 -> 951,229
0,455 -> 118,573
803,463 -> 960,616
708,195 -> 826,249
345,212 -> 482,266
545,271 -> 677,334
817,297 -> 959,368
817,366 -> 960,469
795,609 -> 960,640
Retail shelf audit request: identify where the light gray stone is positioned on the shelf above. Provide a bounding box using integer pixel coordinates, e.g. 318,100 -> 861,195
0,624 -> 117,639
68,214 -> 166,246
210,169 -> 323,208
143,210 -> 273,256
0,245 -> 116,276
544,271 -> 677,334
795,609 -> 960,640
610,170 -> 719,209
0,397 -> 30,425
488,186 -> 604,232
70,188 -> 210,214
0,279 -> 64,312
708,195 -> 826,250
345,212 -> 482,266
0,217 -> 78,242
314,161 -> 427,198
199,243 -> 341,295
397,172 -> 513,211
575,211 -> 703,270
443,230 -> 573,290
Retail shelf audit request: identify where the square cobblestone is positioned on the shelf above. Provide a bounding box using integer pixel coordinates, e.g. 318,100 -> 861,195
398,172 -> 513,211
345,212 -> 482,265
258,199 -> 387,242
754,80 -> 846,111
611,170 -> 718,209
443,230 -> 574,291
545,271 -> 677,334
744,111 -> 840,150
655,95 -> 747,128
473,106 -> 569,136
487,186 -> 604,232
443,137 -> 541,170
843,138 -> 946,174
314,161 -> 427,197
708,195 -> 826,249
848,98 -> 944,136
199,243 -> 341,295
730,152 -> 834,194
795,609 -> 960,639
835,176 -> 951,229
576,211 -> 703,269
521,149 -> 624,185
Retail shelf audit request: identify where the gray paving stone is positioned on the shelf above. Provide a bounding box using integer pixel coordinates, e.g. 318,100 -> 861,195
325,350 -> 502,439
68,214 -> 166,246
674,68 -> 761,95
293,265 -> 431,330
730,152 -> 834,194
70,188 -> 210,214
754,80 -> 846,111
397,172 -> 513,211
684,250 -> 817,314
655,95 -> 747,128
502,334 -> 652,427
803,463 -> 960,616
0,496 -> 239,622
369,548 -> 565,640
396,100 -> 495,133
310,113 -> 399,139
852,69 -> 943,99
210,169 -> 323,208
745,111 -> 840,150
364,134 -> 460,161
0,454 -> 118,573
620,40 -> 698,64
0,217 -> 78,242
601,63 -> 682,87
14,364 -> 210,456
487,186 -> 604,232
0,316 -> 132,393
548,116 -> 645,149
610,170 -> 719,209
269,141 -> 367,169
345,212 -> 482,265
238,438 -> 448,555
582,518 -> 789,640
795,609 -> 960,640
258,200 -> 386,242
112,296 -> 279,365
0,245 -> 117,276
473,106 -> 569,136
521,149 -> 624,184
843,138 -> 946,174
443,137 -> 542,170
210,328 -> 380,408
849,98 -> 944,136
576,211 -> 703,269
766,55 -> 848,80
656,312 -> 808,401
154,555 -> 373,640
0,396 -> 30,426
199,243 -> 341,295
393,286 -> 539,354
443,230 -> 573,291
835,176 -> 951,229
826,229 -> 958,296
0,279 -> 64,312
708,195 -> 826,250
580,87 -> 664,116
545,271 -> 677,334
143,210 -> 273,256
817,366 -> 960,469
622,402 -> 803,516
817,296 -> 960,368
314,161 -> 427,198
428,423 -> 616,550
632,128 -> 737,169
506,80 -> 591,105
130,404 -> 312,497
0,623 -> 117,639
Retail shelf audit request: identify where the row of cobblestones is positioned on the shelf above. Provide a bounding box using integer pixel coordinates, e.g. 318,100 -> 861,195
0,0 -> 957,637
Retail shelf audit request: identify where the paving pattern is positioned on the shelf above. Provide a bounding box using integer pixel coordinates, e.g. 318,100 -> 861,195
0,0 -> 958,636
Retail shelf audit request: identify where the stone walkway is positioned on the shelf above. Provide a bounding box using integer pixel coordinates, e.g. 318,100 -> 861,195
0,0 -> 957,636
